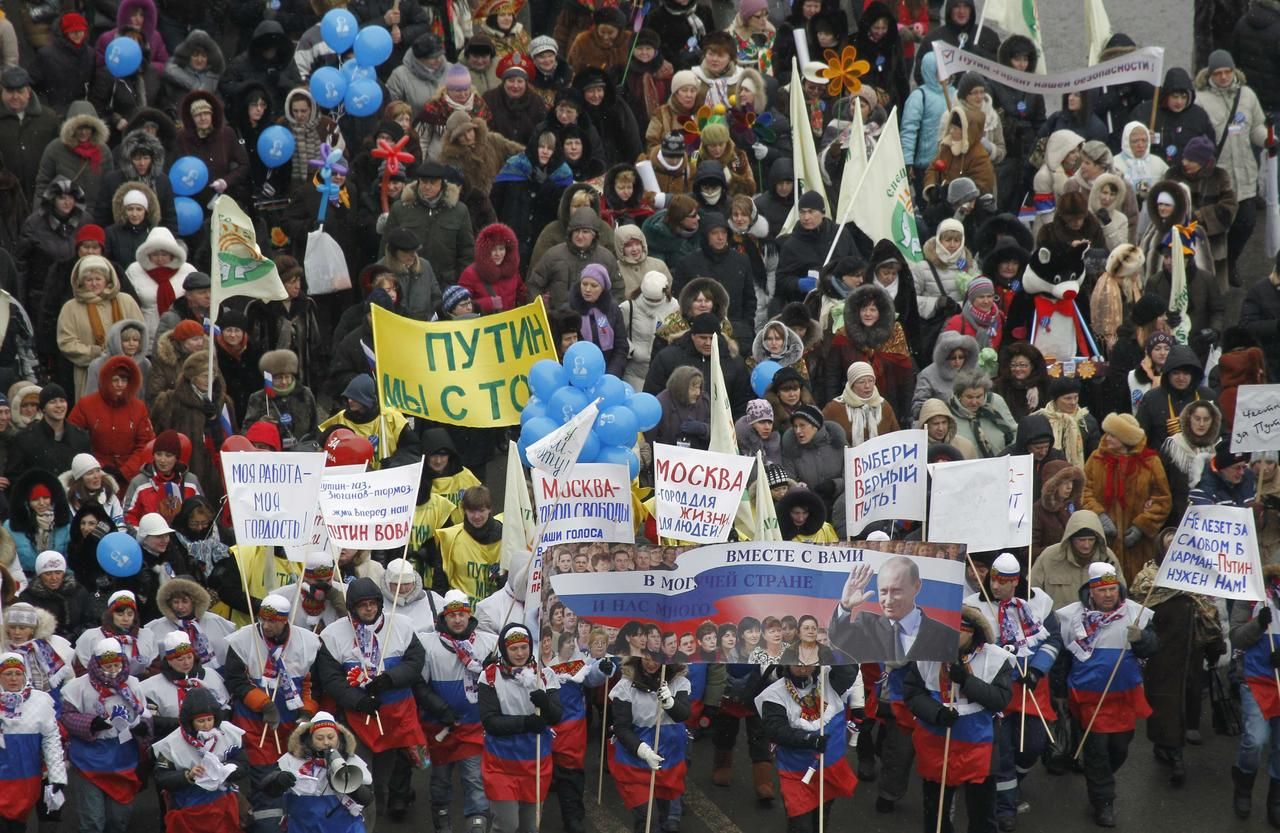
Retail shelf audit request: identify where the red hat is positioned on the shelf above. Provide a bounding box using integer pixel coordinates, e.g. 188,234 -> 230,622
27,484 -> 51,501
75,224 -> 106,245
172,320 -> 204,341
60,12 -> 88,34
245,421 -> 282,451
154,429 -> 183,457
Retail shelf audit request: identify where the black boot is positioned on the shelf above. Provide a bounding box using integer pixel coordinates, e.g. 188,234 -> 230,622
1268,779 -> 1280,829
1093,802 -> 1116,828
1168,748 -> 1186,787
1234,766 -> 1256,819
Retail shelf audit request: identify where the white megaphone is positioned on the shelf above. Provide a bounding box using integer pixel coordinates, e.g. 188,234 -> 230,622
326,749 -> 363,794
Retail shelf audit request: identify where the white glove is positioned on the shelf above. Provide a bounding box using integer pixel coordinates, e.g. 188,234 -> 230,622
211,178 -> 228,194
653,192 -> 669,209
637,742 -> 664,770
44,784 -> 65,812
980,137 -> 994,154
752,142 -> 768,160
517,667 -> 540,690
657,683 -> 675,710
376,212 -> 389,234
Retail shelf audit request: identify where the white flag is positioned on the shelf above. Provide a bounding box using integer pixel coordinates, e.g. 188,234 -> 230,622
981,0 -> 1047,72
527,399 -> 600,479
849,109 -> 924,263
780,58 -> 830,235
500,441 -> 535,570
1085,0 -> 1113,66
835,101 -> 867,217
709,336 -> 737,456
754,452 -> 782,541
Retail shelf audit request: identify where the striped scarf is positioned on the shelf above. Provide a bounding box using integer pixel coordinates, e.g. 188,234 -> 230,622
1073,607 -> 1126,658
997,597 -> 1041,648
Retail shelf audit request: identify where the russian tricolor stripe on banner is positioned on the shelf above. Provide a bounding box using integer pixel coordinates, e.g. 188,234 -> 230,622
913,703 -> 994,785
609,723 -> 687,808
483,728 -> 554,802
424,677 -> 484,764
775,714 -> 856,817
0,734 -> 42,821
343,658 -> 427,753
69,737 -> 141,803
165,789 -> 240,833
553,681 -> 588,769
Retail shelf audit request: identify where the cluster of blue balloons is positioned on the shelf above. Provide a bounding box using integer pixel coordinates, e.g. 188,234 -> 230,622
97,532 -> 142,577
105,36 -> 142,78
518,342 -> 661,480
169,156 -> 209,235
312,9 -> 390,116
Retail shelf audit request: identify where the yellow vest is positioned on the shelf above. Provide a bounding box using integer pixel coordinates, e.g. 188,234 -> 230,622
430,469 -> 482,524
411,494 -> 456,590
435,523 -> 502,606
318,409 -> 411,470
212,546 -> 305,627
794,523 -> 839,544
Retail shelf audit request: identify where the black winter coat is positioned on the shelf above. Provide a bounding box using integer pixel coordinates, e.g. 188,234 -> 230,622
672,240 -> 757,349
1129,68 -> 1215,165
644,333 -> 753,417
5,419 -> 91,479
1239,276 -> 1280,383
31,29 -> 96,116
1231,0 -> 1280,113
219,21 -> 294,106
776,218 -> 869,307
18,577 -> 95,640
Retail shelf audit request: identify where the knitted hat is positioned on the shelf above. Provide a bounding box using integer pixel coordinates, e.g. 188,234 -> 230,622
0,652 -> 25,672
342,374 -> 377,408
189,98 -> 213,116
1101,412 -> 1145,447
309,711 -> 339,735
701,122 -> 730,145
442,284 -> 473,314
846,361 -> 875,385
412,32 -> 444,58
671,69 -> 698,92
107,590 -> 137,611
39,383 -> 67,409
442,589 -> 471,614
947,176 -> 979,208
122,188 -> 149,208
1214,438 -> 1249,470
529,35 -> 557,56
765,463 -> 791,488
503,624 -> 532,647
183,271 -> 211,290
1087,562 -> 1119,587
991,553 -> 1021,577
172,319 -> 204,341
1207,49 -> 1235,73
4,603 -> 39,627
27,483 -> 51,501
1183,135 -> 1216,167
1131,294 -> 1166,327
75,223 -> 106,245
219,308 -> 249,331
640,271 -> 668,302
1144,331 -> 1176,355
798,190 -> 825,211
660,131 -> 685,156
701,211 -> 729,233
60,12 -> 89,33
154,429 -> 183,457
955,72 -> 985,99
690,312 -> 720,334
76,254 -> 113,279
446,63 -> 472,91
579,262 -> 611,291
259,594 -> 291,621
965,277 -> 994,302
497,51 -> 532,79
746,399 -> 773,425
787,404 -> 821,431
35,551 -> 66,575
71,452 -> 102,480
93,637 -> 124,660
739,0 -> 767,18
162,631 -> 194,658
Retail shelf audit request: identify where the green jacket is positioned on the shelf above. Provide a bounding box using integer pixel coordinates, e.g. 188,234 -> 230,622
382,181 -> 475,286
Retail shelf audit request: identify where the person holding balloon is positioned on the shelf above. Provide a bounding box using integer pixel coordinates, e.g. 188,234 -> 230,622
280,87 -> 346,186
90,29 -> 161,140
231,87 -> 293,205
174,92 -> 249,206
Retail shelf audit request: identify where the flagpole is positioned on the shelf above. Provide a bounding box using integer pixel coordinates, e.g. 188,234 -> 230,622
817,665 -> 826,833
935,682 -> 955,833
1074,582 -> 1156,759
598,673 -> 611,804
643,664 -> 667,833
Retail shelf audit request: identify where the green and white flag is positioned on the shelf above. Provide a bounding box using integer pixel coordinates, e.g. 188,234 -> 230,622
210,195 -> 287,321
1085,0 -> 1113,66
780,57 -> 830,235
709,335 -> 738,456
754,452 -> 781,541
847,109 -> 924,263
981,0 -> 1047,73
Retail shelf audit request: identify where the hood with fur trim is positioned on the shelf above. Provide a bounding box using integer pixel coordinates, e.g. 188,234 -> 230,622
284,87 -> 320,129
1043,128 -> 1084,173
116,0 -> 157,36
1040,459 -> 1084,512
119,128 -> 168,176
110,180 -> 161,226
472,222 -> 520,283
288,716 -> 360,758
930,330 -> 979,376
613,223 -> 650,264
59,111 -> 111,148
1087,172 -> 1128,214
677,276 -> 730,319
557,181 -> 600,228
97,355 -> 143,402
1145,179 -> 1191,231
179,89 -> 226,134
842,284 -> 895,350
9,470 -> 71,533
916,397 -> 958,441
998,34 -> 1039,72
2,604 -> 58,644
752,318 -> 806,366
401,179 -> 462,209
778,487 -> 826,538
157,576 -> 211,620
171,29 -> 226,75
776,302 -> 820,352
134,226 -> 189,271
70,255 -> 124,302
102,319 -> 147,359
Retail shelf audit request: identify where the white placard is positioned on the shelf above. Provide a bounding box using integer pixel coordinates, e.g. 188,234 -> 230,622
653,444 -> 753,544
1155,504 -> 1265,601
1231,384 -> 1280,453
318,460 -> 424,549
928,456 -> 1034,551
222,452 -> 327,546
284,463 -> 366,562
531,463 -> 633,547
844,430 -> 928,531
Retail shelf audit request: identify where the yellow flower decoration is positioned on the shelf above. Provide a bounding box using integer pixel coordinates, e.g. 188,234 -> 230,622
821,46 -> 870,97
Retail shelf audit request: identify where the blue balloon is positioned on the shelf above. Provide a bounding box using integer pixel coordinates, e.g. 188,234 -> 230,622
310,66 -> 348,109
257,125 -> 295,169
598,445 -> 640,480
353,25 -> 394,67
547,386 -> 590,424
579,429 -> 601,464
751,359 -> 783,397
595,405 -> 638,446
528,359 -> 568,402
175,197 -> 203,236
321,8 -> 359,53
591,374 -> 629,409
97,532 -> 143,577
344,77 -> 383,117
520,416 -> 559,447
169,156 -> 208,197
105,37 -> 142,78
341,61 -> 377,83
564,341 -> 605,390
519,397 -> 546,425
628,392 -> 662,431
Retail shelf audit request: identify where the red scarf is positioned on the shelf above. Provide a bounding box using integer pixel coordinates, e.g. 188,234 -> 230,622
149,266 -> 179,315
171,674 -> 203,708
73,141 -> 103,172
1095,447 -> 1158,512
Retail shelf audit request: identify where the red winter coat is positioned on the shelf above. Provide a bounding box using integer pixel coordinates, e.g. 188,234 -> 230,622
457,223 -> 528,314
68,356 -> 155,482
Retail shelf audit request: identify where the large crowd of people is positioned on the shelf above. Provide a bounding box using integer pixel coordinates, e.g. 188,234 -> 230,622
0,0 -> 1277,831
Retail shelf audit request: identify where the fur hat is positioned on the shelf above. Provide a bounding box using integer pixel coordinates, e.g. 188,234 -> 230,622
1101,412 -> 1145,447
1105,243 -> 1144,277
259,349 -> 299,376
947,176 -> 980,208
1131,294 -> 1166,327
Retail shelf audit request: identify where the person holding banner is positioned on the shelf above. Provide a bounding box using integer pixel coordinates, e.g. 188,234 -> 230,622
1189,440 -> 1257,508
756,659 -> 858,833
608,652 -> 691,833
314,576 -> 428,833
965,554 -> 1059,831
904,606 -> 1012,833
1228,561 -> 1280,822
222,594 -> 322,833
416,590 -> 498,833
478,623 -> 561,833
1056,563 -> 1157,828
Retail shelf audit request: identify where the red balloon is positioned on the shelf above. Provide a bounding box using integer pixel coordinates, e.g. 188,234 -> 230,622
222,434 -> 255,453
326,435 -> 375,467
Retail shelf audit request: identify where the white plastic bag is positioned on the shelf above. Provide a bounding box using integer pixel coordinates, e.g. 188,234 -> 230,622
303,229 -> 352,295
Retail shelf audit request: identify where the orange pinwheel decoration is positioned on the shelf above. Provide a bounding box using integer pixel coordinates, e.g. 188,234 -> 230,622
821,46 -> 870,97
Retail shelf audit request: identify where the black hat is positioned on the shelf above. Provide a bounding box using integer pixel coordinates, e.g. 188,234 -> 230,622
387,227 -> 421,252
183,271 -> 211,290
765,463 -> 791,488
1131,294 -> 1166,327
798,190 -> 824,211
661,131 -> 685,157
412,32 -> 444,58
39,383 -> 68,409
790,404 -> 824,430
771,365 -> 803,390
690,312 -> 720,334
218,308 -> 249,331
593,6 -> 626,28
1,66 -> 30,90
416,160 -> 450,180
702,212 -> 729,233
1046,375 -> 1081,401
1214,438 -> 1249,470
635,28 -> 661,49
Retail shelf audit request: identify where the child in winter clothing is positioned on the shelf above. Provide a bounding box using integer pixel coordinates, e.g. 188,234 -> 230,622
458,223 -> 527,314
243,349 -> 319,449
122,429 -> 202,526
619,270 -> 679,392
84,319 -> 150,397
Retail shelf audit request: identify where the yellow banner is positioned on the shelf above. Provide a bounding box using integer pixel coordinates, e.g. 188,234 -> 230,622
370,299 -> 557,427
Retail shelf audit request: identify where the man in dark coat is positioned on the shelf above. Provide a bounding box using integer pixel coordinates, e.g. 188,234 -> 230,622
1231,0 -> 1280,113
672,213 -> 756,351
574,68 -> 641,168
644,314 -> 753,417
5,384 -> 91,478
218,20 -> 294,106
775,190 -> 871,309
828,555 -> 959,662
911,0 -> 1000,85
0,67 -> 62,201
1129,67 -> 1215,165
1238,250 -> 1280,382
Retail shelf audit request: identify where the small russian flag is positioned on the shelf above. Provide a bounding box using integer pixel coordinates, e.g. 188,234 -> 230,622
203,317 -> 221,338
360,339 -> 376,371
263,371 -> 276,398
